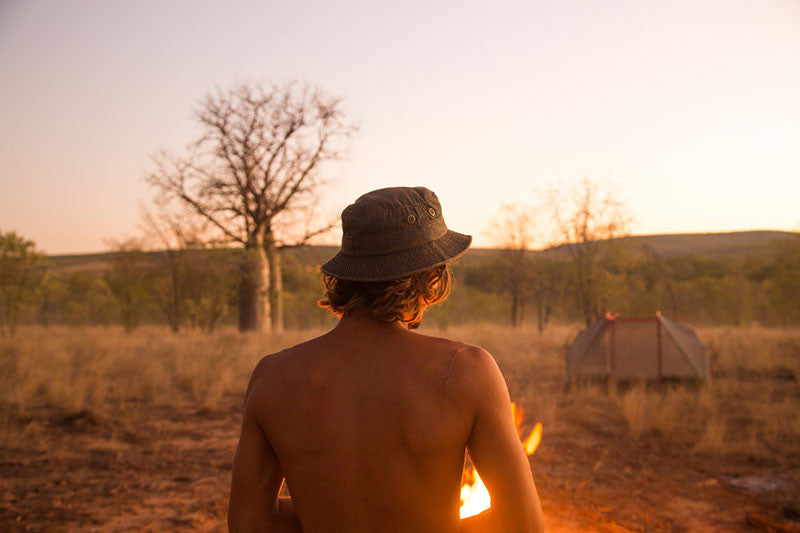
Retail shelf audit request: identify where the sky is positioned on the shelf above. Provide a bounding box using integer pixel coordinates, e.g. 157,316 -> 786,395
1,0 -> 799,254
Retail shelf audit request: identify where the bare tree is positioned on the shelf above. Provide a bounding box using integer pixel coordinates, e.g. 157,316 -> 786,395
488,203 -> 536,327
148,81 -> 356,331
488,203 -> 559,331
182,247 -> 233,333
141,201 -> 197,332
548,178 -> 631,325
141,200 -> 235,333
529,256 -> 560,333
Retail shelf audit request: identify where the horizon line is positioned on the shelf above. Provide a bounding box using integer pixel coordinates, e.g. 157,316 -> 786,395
46,228 -> 799,258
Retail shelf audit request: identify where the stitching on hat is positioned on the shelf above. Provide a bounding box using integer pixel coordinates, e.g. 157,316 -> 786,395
332,230 -> 469,258
347,219 -> 447,243
343,199 -> 436,217
342,209 -> 446,237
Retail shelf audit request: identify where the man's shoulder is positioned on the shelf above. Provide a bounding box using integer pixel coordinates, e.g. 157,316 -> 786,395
413,332 -> 494,364
410,332 -> 500,388
449,342 -> 500,384
248,334 -> 330,393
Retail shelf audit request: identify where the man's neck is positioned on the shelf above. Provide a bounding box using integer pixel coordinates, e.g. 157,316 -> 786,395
333,308 -> 409,336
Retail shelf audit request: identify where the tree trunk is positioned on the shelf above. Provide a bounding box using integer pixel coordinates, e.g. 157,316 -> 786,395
536,299 -> 545,333
266,238 -> 284,333
575,254 -> 591,326
664,277 -> 678,316
511,288 -> 520,327
168,251 -> 182,332
206,294 -> 224,333
238,244 -> 270,332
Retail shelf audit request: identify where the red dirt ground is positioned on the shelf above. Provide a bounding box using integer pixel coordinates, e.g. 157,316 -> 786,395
1,395 -> 797,532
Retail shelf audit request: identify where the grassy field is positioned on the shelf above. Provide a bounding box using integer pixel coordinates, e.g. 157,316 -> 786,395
1,323 -> 799,531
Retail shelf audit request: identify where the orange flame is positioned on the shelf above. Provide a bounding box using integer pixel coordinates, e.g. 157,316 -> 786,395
522,422 -> 543,455
459,402 -> 542,519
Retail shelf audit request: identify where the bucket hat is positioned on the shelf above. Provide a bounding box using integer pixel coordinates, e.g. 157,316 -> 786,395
321,186 -> 472,281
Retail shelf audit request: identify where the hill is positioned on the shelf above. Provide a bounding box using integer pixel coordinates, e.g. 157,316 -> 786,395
48,230 -> 798,272
537,230 -> 796,261
606,230 -> 798,258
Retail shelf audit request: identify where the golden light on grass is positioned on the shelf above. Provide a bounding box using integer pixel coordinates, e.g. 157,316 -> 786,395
459,401 -> 542,519
3,322 -> 800,528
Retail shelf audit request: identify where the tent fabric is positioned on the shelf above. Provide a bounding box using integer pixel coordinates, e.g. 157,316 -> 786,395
565,315 -> 709,382
612,320 -> 659,380
660,315 -> 709,378
660,331 -> 698,377
565,318 -> 607,377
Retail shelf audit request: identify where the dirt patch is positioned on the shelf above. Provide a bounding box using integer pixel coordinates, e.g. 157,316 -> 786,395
1,395 -> 797,532
0,401 -> 237,532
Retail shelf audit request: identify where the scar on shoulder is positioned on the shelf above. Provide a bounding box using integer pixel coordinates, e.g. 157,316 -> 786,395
439,344 -> 470,391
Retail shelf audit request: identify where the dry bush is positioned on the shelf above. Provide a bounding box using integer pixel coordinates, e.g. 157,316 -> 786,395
611,385 -> 709,442
0,325 -> 323,447
693,418 -> 729,454
595,326 -> 800,463
2,322 -> 798,466
560,382 -> 620,435
512,323 -> 800,464
702,325 -> 800,379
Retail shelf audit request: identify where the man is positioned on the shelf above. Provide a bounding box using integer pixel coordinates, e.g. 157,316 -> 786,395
228,187 -> 545,533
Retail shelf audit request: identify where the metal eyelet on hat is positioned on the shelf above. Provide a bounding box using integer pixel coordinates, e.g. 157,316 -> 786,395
428,207 -> 436,217
407,214 -> 416,224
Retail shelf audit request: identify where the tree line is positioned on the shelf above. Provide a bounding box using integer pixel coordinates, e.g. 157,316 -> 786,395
440,235 -> 800,330
2,225 -> 799,336
466,178 -> 800,331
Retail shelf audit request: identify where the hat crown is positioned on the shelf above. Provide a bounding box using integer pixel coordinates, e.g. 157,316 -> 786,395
321,186 -> 471,281
340,187 -> 447,256
342,187 -> 440,234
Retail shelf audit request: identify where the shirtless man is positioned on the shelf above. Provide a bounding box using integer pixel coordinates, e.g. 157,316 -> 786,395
228,187 -> 545,533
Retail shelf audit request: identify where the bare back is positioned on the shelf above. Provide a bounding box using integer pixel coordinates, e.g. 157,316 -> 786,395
250,318 -> 473,532
230,312 -> 544,533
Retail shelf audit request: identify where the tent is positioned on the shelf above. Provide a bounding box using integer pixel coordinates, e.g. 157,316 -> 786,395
565,313 -> 709,383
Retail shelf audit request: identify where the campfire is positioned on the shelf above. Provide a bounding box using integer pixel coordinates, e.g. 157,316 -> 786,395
459,402 -> 542,519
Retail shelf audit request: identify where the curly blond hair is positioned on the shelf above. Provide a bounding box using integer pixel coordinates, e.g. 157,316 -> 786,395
318,264 -> 452,329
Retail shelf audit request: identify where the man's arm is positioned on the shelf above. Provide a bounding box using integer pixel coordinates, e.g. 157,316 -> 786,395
228,361 -> 303,533
456,346 -> 545,533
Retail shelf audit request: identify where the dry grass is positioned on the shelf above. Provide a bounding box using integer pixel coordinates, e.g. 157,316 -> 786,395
3,321 -> 799,532
701,325 -> 800,379
600,326 -> 800,462
0,325 -> 320,448
439,323 -> 800,465
1,322 -> 799,465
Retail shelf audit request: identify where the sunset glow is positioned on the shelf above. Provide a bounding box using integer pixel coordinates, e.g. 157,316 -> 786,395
1,1 -> 799,253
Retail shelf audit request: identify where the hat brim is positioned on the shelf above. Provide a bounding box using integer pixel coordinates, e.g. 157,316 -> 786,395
320,230 -> 472,282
